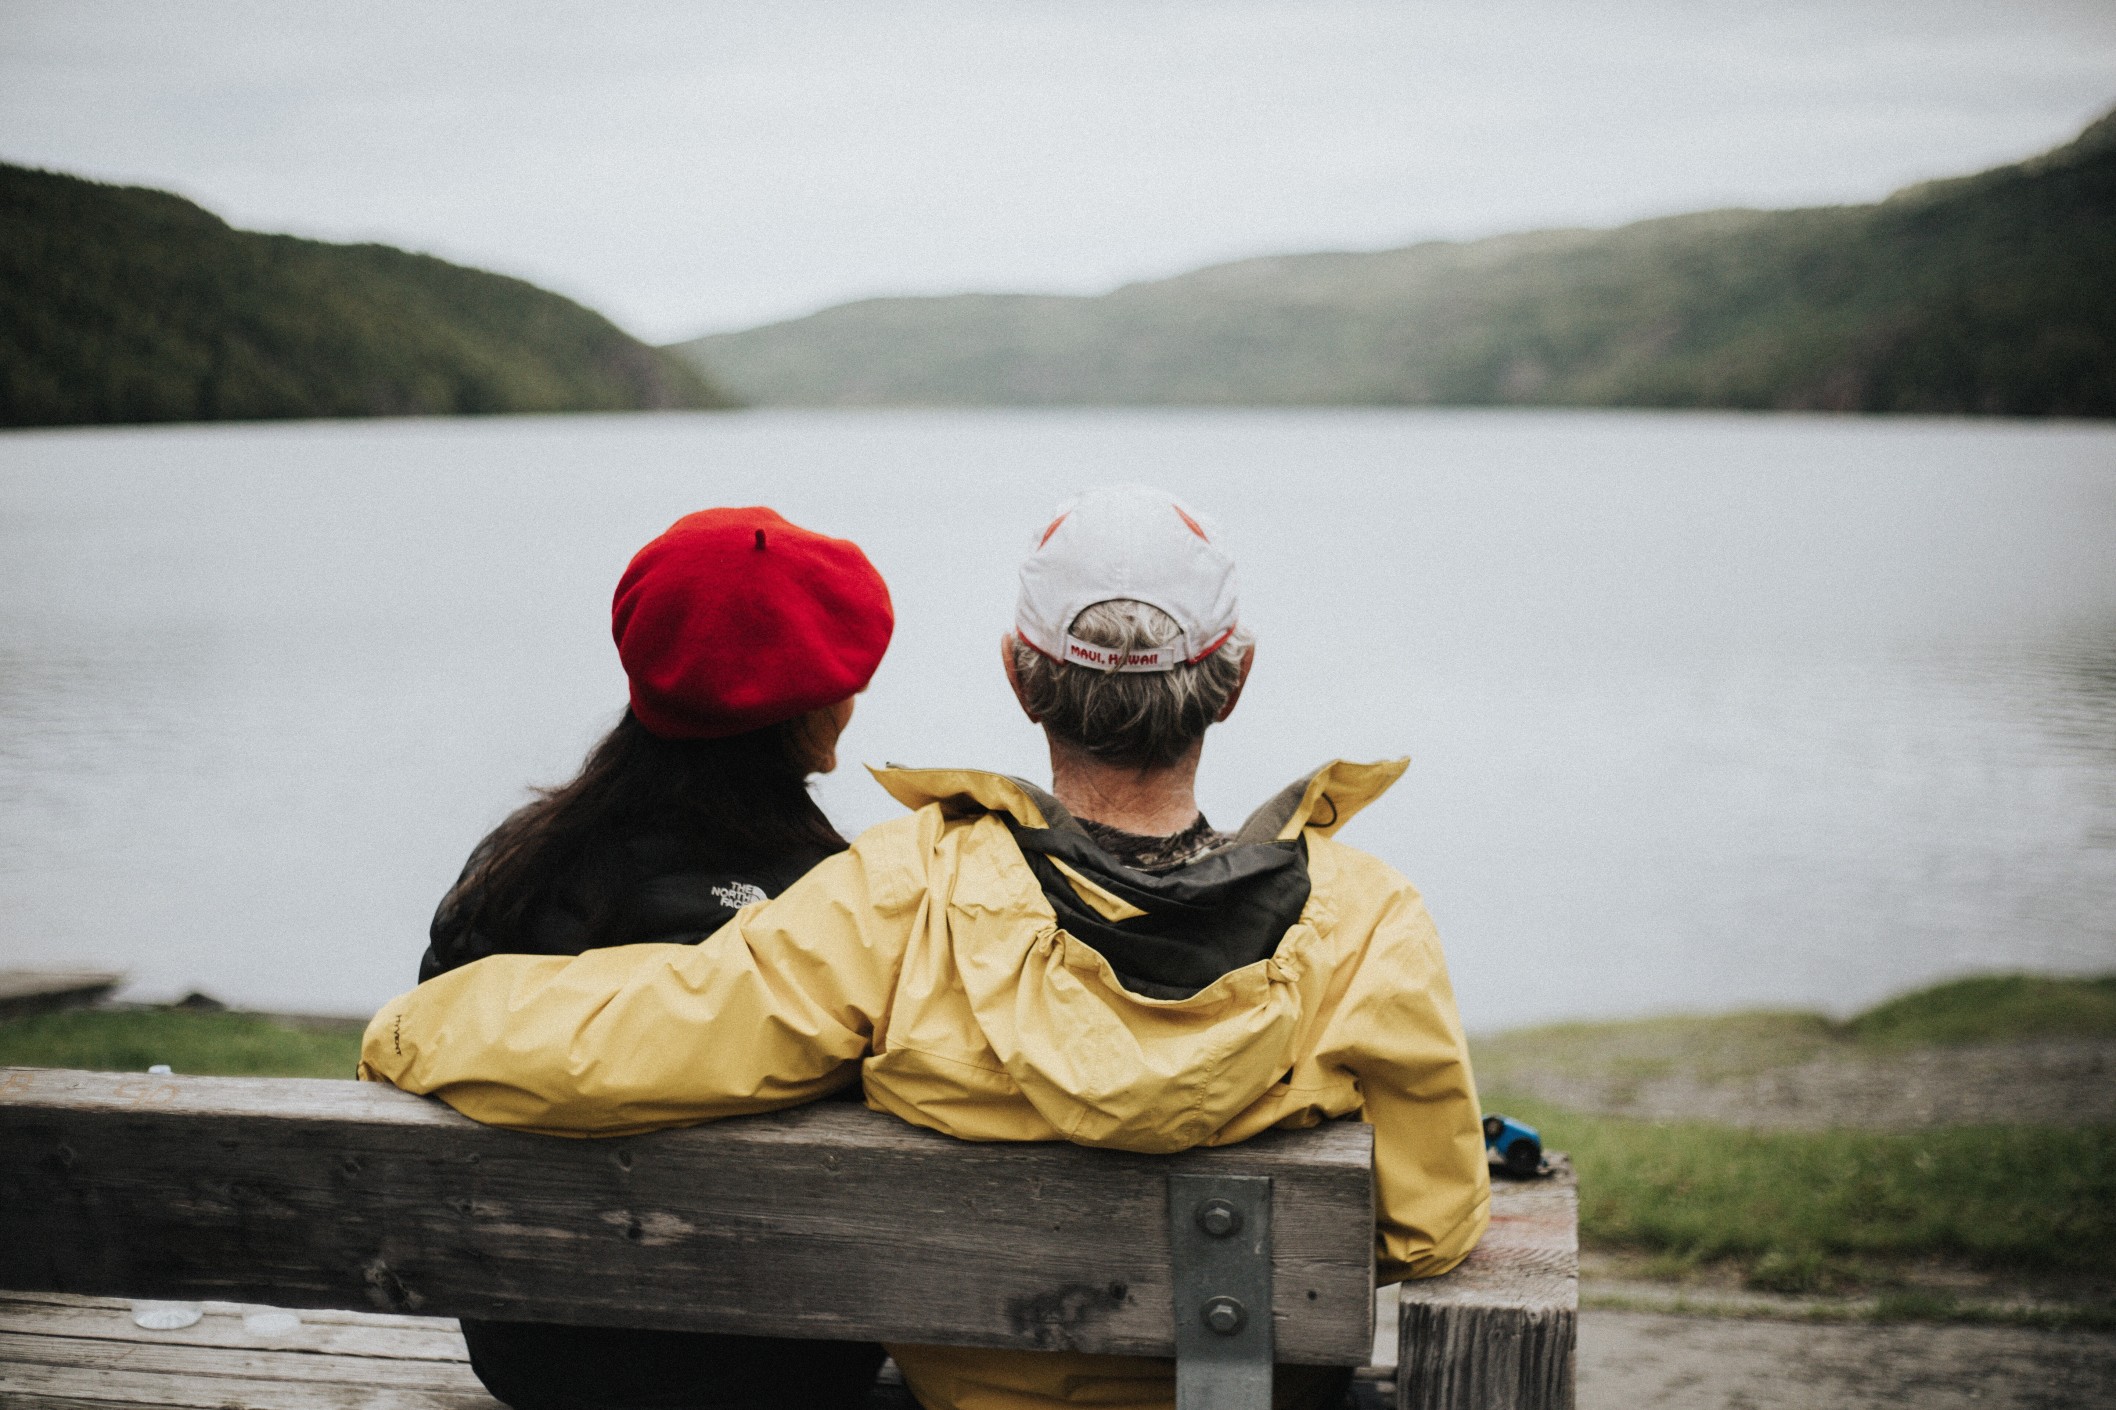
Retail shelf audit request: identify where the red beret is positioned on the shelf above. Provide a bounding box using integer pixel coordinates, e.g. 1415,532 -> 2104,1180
612,507 -> 894,739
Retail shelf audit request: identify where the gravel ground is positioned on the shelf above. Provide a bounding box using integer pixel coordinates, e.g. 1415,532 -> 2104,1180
1579,1308 -> 2116,1409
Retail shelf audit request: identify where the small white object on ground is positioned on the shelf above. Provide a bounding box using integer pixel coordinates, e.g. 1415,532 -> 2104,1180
147,1064 -> 172,1074
131,1302 -> 201,1330
243,1309 -> 301,1335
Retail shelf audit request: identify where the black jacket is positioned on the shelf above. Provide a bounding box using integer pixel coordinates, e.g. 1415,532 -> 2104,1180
420,829 -> 838,982
419,821 -> 880,1410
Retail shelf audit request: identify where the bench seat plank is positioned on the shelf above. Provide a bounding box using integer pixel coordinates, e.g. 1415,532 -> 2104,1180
0,1068 -> 1376,1365
0,1360 -> 495,1410
0,1291 -> 471,1361
0,1329 -> 487,1393
0,1292 -> 497,1410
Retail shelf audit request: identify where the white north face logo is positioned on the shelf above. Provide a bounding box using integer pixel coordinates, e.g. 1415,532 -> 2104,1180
710,881 -> 769,910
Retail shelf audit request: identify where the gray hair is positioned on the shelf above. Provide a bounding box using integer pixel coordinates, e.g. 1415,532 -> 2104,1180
1010,599 -> 1252,768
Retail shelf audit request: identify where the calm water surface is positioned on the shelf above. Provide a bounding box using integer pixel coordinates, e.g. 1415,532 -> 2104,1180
2,408 -> 2112,1031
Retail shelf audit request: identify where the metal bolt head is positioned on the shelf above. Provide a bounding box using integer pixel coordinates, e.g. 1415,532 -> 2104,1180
1195,1198 -> 1242,1238
1201,1296 -> 1246,1336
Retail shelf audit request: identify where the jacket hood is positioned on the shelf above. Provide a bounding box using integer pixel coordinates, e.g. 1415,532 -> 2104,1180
868,756 -> 1407,839
866,762 -> 1409,987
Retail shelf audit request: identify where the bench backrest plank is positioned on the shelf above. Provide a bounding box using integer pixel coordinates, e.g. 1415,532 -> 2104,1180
0,1068 -> 1376,1365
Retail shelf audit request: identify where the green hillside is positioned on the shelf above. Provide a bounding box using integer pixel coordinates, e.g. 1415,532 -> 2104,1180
2,163 -> 733,428
679,108 -> 2116,415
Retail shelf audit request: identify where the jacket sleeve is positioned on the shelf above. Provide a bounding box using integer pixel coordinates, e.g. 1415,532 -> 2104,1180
1317,867 -> 1491,1283
359,814 -> 928,1137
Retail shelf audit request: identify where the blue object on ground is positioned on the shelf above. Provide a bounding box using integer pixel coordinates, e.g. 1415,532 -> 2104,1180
1482,1113 -> 1544,1178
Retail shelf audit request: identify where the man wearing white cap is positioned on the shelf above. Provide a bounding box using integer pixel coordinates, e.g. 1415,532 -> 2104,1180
363,486 -> 1490,1410
1005,484 -> 1254,875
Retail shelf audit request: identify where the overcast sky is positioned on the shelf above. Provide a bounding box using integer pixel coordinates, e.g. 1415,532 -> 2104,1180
5,1 -> 2115,342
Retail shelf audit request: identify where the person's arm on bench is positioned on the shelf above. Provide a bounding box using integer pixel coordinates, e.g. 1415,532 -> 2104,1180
1309,852 -> 1491,1285
361,812 -> 926,1136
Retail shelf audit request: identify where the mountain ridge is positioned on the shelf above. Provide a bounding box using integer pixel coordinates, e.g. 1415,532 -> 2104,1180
677,108 -> 2116,416
3,163 -> 733,429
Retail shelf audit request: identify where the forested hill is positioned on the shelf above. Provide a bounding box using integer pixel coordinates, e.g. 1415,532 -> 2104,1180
2,164 -> 732,429
677,107 -> 2116,416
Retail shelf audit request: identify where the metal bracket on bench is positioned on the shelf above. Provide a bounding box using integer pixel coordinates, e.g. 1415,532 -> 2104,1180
1169,1172 -> 1274,1410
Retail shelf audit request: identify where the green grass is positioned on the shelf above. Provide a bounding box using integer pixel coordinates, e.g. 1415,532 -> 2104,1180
1471,1011 -> 1839,1095
1477,970 -> 2116,1297
1847,974 -> 2116,1047
1470,972 -> 2116,1096
0,1009 -> 362,1079
1487,1094 -> 2116,1288
1862,1290 -> 2116,1332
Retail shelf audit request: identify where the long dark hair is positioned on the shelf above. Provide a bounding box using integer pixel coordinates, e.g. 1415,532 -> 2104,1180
442,709 -> 846,951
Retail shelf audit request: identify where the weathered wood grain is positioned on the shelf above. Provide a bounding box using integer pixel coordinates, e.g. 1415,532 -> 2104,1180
0,1330 -> 483,1391
0,1067 -> 1376,1364
0,1291 -> 471,1362
0,1357 -> 497,1410
0,1290 -> 451,1334
1396,1158 -> 1577,1410
0,1293 -> 496,1410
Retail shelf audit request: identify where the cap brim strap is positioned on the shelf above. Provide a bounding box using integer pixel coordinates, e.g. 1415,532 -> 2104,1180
1062,635 -> 1180,672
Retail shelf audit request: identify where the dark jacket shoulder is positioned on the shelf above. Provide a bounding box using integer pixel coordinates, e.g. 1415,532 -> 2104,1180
419,827 -> 838,983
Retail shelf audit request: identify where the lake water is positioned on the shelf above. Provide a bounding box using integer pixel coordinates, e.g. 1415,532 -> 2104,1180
2,408 -> 2113,1032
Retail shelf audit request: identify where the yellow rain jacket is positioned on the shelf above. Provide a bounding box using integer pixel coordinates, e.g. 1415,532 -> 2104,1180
361,760 -> 1489,1410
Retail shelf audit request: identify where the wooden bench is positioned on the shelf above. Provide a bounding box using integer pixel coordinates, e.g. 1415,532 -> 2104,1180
0,1067 -> 1575,1409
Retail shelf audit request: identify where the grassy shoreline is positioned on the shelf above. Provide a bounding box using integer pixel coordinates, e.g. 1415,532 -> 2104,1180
0,1007 -> 361,1078
1471,973 -> 2116,1097
1485,1093 -> 2116,1290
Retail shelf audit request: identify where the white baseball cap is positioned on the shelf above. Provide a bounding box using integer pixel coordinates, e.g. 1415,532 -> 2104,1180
1014,484 -> 1240,672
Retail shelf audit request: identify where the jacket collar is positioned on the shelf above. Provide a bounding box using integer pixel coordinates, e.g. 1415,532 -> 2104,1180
868,757 -> 1407,839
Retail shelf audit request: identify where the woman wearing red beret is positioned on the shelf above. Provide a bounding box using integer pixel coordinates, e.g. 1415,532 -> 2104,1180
417,506 -> 894,1410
